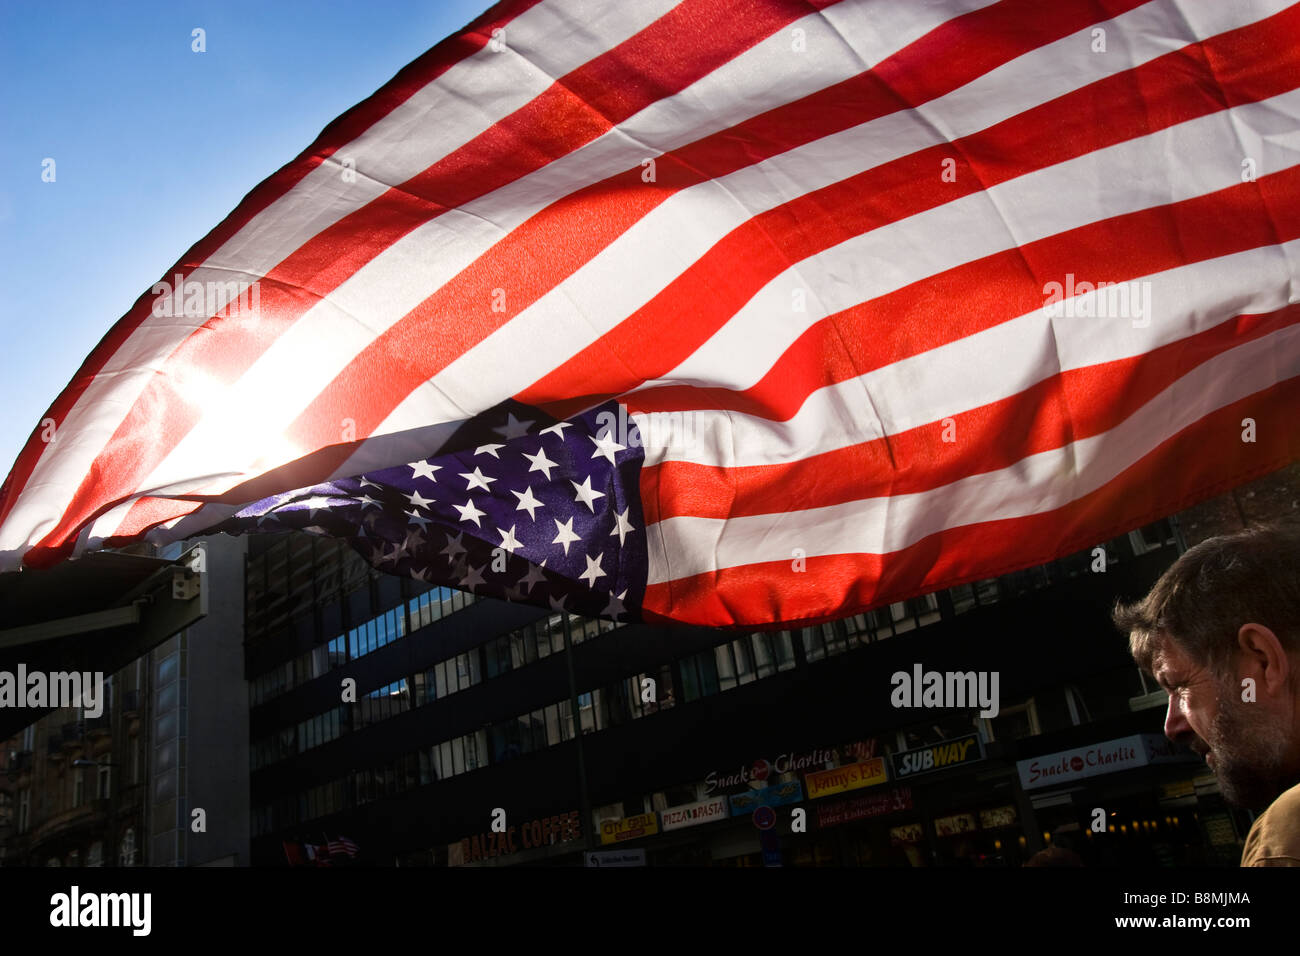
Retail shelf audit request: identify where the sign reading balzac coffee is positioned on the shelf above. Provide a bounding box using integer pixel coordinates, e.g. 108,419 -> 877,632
452,810 -> 582,864
704,740 -> 876,794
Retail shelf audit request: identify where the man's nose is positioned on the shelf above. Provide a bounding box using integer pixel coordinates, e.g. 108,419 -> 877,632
1164,693 -> 1191,741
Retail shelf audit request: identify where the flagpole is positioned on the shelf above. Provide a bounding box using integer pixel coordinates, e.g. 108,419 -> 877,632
561,612 -> 595,855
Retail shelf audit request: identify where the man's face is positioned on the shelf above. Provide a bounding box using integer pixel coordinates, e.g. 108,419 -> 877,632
1159,634 -> 1289,806
1153,636 -> 1289,809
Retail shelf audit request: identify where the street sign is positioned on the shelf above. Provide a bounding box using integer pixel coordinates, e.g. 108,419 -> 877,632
753,805 -> 776,830
585,849 -> 646,867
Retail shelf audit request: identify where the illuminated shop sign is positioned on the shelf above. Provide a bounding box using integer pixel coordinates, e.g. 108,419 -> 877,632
660,796 -> 730,832
804,757 -> 889,800
890,823 -> 923,844
934,813 -> 978,837
979,805 -> 1018,829
1016,733 -> 1191,790
451,810 -> 582,864
703,740 -> 875,794
599,812 -> 660,845
728,779 -> 804,816
817,788 -> 913,828
891,734 -> 983,779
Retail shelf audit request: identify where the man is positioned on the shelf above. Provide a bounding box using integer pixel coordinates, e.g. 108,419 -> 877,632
1112,524 -> 1300,866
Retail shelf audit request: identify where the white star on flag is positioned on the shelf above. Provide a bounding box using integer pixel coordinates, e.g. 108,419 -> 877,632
518,560 -> 548,594
571,476 -> 606,512
511,486 -> 544,520
494,413 -> 534,441
539,421 -> 573,440
405,489 -> 434,509
407,461 -> 441,482
441,531 -> 467,564
454,499 -> 487,527
610,507 -> 635,545
497,525 -> 523,554
460,466 -> 496,492
590,432 -> 626,464
552,516 -> 581,555
579,552 -> 607,587
523,447 -> 558,480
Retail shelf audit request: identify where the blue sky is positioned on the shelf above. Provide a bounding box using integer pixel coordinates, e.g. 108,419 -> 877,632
0,0 -> 491,480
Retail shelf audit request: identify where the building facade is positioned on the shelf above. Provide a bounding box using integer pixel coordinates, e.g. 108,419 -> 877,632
1,533 -> 250,867
248,463 -> 1299,867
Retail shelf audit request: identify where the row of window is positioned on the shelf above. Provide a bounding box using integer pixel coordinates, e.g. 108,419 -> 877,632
250,588 -> 474,707
39,831 -> 137,868
252,609 -> 622,771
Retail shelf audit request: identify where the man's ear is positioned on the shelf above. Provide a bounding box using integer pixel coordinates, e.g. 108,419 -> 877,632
1236,623 -> 1292,699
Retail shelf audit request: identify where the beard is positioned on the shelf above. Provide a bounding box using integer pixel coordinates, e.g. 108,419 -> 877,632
1206,681 -> 1291,809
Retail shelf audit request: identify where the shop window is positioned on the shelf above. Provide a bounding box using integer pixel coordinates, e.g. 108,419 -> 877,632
982,698 -> 1040,742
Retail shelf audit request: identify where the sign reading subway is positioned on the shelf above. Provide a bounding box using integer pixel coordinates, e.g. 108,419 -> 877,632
890,734 -> 984,779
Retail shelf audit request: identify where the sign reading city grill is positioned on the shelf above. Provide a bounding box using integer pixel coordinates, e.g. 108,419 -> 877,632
891,734 -> 983,779
599,812 -> 659,845
803,758 -> 889,800
1016,734 -> 1189,790
660,796 -> 729,832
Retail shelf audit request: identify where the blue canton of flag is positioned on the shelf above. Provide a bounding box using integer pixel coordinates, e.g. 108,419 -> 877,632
213,401 -> 647,623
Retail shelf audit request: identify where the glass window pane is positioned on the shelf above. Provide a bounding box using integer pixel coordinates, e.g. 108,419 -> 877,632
680,659 -> 700,702
776,631 -> 797,670
715,644 -> 737,691
545,704 -> 561,746
698,652 -> 720,696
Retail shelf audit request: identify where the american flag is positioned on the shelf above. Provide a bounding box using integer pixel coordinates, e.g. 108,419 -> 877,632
2,0 -> 1298,630
327,835 -> 360,858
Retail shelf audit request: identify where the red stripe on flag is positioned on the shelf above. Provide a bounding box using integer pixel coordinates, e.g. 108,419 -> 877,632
642,303 -> 1300,526
642,374 -> 1300,628
626,159 -> 1300,424
528,5 -> 1300,422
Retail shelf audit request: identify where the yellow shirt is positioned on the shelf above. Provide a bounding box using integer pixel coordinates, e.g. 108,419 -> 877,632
1241,781 -> 1300,866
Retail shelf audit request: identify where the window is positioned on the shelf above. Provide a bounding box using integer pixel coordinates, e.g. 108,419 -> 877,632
87,841 -> 104,867
17,789 -> 30,833
73,768 -> 85,808
545,703 -> 563,746
715,643 -> 738,691
119,828 -> 137,867
98,758 -> 112,799
982,698 -> 1040,743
